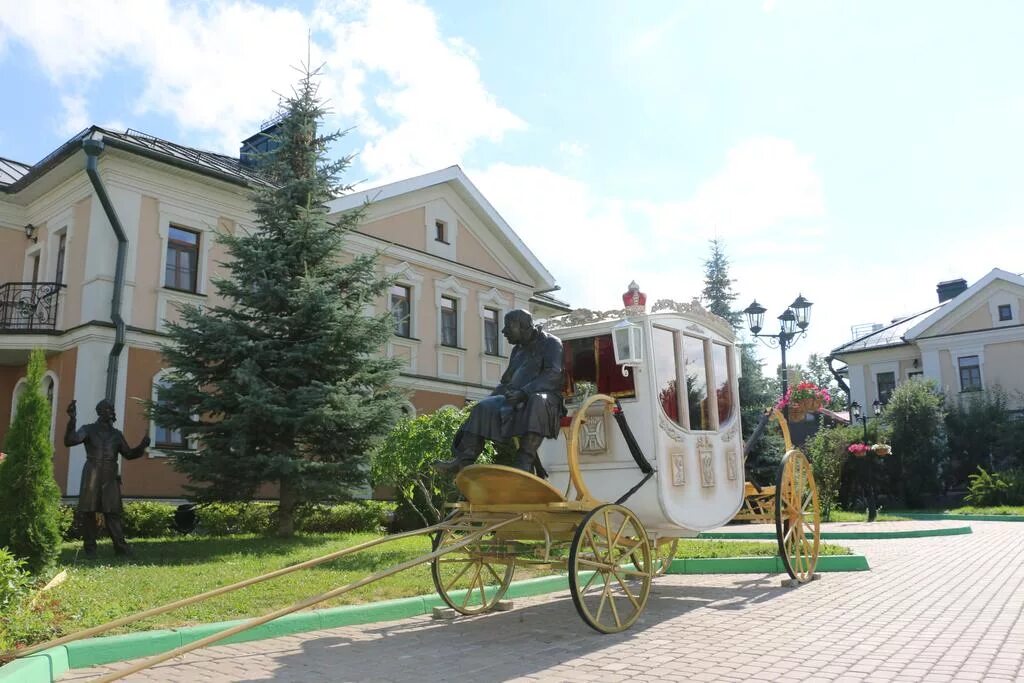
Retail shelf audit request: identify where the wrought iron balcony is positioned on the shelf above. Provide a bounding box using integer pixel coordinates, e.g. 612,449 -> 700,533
0,282 -> 66,332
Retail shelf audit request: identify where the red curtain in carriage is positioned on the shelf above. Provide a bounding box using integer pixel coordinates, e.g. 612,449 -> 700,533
562,334 -> 636,400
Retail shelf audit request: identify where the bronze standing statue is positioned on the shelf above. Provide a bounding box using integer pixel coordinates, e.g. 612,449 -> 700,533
434,309 -> 565,477
64,399 -> 150,557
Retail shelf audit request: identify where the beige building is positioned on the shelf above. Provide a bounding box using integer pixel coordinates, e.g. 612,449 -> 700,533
831,269 -> 1024,414
0,126 -> 566,499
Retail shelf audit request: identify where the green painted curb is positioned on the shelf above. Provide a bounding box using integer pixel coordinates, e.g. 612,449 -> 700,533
666,554 -> 869,574
893,513 -> 1024,522
0,558 -> 868,682
700,525 -> 972,540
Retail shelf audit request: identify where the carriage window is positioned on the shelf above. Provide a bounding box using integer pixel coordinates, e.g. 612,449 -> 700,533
713,342 -> 733,424
683,335 -> 710,431
653,326 -> 682,424
562,334 -> 636,400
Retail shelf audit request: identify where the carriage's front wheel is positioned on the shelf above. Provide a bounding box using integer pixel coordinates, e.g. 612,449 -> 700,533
431,522 -> 515,615
569,504 -> 652,634
774,449 -> 821,582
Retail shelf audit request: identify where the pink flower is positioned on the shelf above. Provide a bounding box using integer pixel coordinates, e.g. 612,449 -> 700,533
847,443 -> 870,456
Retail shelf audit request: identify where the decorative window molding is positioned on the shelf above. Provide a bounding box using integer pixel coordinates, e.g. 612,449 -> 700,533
989,291 -> 1019,327
385,262 -> 424,340
951,347 -> 985,393
149,369 -> 195,458
434,275 -> 469,348
424,199 -> 458,260
157,206 -> 216,297
478,287 -> 510,357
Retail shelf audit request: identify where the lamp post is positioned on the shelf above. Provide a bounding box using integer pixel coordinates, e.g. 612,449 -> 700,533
851,400 -> 883,522
741,294 -> 813,417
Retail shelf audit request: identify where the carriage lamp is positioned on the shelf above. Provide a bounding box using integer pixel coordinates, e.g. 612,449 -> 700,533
742,293 -> 814,410
613,319 -> 644,377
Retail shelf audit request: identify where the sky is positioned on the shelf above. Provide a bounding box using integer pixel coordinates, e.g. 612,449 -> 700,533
2,0 -> 1023,371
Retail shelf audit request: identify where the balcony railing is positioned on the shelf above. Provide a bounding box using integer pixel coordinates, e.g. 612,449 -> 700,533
0,282 -> 66,332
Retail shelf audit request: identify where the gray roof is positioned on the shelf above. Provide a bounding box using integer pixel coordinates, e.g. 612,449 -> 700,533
0,157 -> 31,186
831,305 -> 941,355
2,126 -> 273,192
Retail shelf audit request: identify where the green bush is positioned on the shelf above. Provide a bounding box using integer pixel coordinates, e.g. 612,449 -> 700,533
945,388 -> 1024,487
123,502 -> 175,538
0,349 -> 63,574
57,505 -> 77,540
0,548 -> 32,611
371,407 -> 497,527
294,501 -> 395,533
964,467 -> 1024,506
883,378 -> 948,507
197,502 -> 276,536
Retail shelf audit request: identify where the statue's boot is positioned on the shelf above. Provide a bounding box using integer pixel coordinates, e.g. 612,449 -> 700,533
433,433 -> 484,475
516,433 -> 547,479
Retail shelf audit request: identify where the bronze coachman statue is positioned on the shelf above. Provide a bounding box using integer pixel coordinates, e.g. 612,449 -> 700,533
65,398 -> 150,557
434,309 -> 565,478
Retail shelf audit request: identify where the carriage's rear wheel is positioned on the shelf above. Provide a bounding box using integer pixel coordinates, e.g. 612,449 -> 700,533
431,523 -> 516,615
774,449 -> 821,582
653,539 -> 678,576
569,504 -> 652,634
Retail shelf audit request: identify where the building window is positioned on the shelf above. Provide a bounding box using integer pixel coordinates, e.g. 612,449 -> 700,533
876,371 -> 896,404
958,356 -> 982,392
154,381 -> 186,449
483,308 -> 500,355
998,304 -> 1012,322
55,233 -> 67,285
441,296 -> 458,347
435,220 -> 448,244
908,371 -> 924,380
390,285 -> 411,338
165,226 -> 200,292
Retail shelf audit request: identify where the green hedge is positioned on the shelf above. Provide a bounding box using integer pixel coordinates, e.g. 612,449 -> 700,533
57,500 -> 396,540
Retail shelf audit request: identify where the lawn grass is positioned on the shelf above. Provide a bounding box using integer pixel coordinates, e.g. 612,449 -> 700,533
4,532 -> 850,648
946,505 -> 1024,516
827,510 -> 913,523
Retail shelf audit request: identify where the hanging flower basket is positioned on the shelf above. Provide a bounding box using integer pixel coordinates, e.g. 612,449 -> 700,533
777,381 -> 830,422
872,444 -> 892,457
847,443 -> 870,457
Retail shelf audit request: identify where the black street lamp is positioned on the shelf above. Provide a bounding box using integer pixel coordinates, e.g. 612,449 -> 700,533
850,400 -> 883,522
742,294 -> 813,415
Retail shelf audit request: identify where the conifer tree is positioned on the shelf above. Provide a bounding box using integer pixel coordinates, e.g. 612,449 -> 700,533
700,238 -> 742,329
152,66 -> 404,536
0,349 -> 63,574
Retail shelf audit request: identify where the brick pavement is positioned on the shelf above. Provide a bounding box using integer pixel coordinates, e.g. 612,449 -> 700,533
62,520 -> 1024,682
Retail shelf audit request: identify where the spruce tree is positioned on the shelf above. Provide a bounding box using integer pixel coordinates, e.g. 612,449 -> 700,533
700,238 -> 742,329
0,349 -> 63,574
152,66 -> 404,536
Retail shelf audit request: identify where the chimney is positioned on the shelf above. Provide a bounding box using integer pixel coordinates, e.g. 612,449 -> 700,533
936,278 -> 968,303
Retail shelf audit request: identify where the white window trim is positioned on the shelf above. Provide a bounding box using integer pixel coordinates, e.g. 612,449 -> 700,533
149,369 -> 196,458
385,262 -> 424,340
23,242 -> 43,282
952,347 -> 985,394
989,291 -> 1019,328
434,275 -> 469,349
869,361 -> 899,403
478,287 -> 510,357
158,207 -> 216,296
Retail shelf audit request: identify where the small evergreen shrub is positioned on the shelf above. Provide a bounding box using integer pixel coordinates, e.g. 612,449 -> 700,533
0,349 -> 63,574
197,502 -> 276,536
294,501 -> 395,533
883,379 -> 948,507
123,502 -> 175,538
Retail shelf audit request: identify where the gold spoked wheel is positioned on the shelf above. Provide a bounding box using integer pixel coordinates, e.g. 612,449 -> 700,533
774,449 -> 821,582
431,523 -> 516,615
652,538 -> 678,577
569,504 -> 652,634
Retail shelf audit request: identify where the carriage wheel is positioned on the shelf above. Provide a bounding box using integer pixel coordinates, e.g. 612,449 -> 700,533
431,524 -> 516,615
569,504 -> 652,634
774,449 -> 821,582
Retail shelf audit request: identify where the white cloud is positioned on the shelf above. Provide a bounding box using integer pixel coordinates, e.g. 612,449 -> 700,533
0,0 -> 522,168
640,137 -> 825,245
58,94 -> 89,137
558,141 -> 587,159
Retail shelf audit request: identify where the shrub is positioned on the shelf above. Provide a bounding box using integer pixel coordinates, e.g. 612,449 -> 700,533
0,548 -> 32,612
196,502 -> 276,536
371,407 -> 497,527
945,388 -> 1024,487
123,502 -> 175,538
0,349 -> 63,574
964,467 -> 1024,506
883,379 -> 948,507
294,501 -> 395,533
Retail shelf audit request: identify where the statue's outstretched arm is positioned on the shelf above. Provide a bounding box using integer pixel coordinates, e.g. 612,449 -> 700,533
120,432 -> 151,460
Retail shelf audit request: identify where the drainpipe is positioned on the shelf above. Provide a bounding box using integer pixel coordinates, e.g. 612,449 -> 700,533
826,355 -> 850,405
82,135 -> 127,403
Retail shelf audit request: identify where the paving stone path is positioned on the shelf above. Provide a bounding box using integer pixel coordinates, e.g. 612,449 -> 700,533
62,520 -> 1024,682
